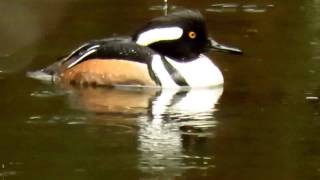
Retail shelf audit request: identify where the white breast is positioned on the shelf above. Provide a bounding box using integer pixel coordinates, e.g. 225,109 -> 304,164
160,55 -> 224,88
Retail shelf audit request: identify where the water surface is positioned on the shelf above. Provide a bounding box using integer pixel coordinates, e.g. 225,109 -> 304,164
1,0 -> 320,179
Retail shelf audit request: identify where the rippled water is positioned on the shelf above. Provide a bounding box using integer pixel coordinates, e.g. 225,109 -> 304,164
207,3 -> 275,13
1,0 -> 320,179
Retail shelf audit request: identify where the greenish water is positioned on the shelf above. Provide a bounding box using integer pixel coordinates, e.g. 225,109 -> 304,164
1,0 -> 320,179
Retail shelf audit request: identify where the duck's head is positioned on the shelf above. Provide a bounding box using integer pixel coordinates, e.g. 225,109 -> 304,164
132,9 -> 242,61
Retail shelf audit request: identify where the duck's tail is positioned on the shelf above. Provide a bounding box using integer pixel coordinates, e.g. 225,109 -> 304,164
26,69 -> 54,82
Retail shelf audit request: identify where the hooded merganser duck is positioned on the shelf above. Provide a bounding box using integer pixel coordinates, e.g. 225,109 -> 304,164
28,10 -> 242,88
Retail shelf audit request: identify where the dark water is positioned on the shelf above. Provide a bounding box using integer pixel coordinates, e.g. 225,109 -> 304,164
1,0 -> 320,179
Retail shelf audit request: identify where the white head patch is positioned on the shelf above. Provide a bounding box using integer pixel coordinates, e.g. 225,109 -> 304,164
136,27 -> 183,46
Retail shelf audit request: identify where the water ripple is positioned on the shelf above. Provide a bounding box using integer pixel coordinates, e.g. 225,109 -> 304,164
149,5 -> 178,11
27,114 -> 88,125
30,90 -> 62,98
0,162 -> 22,177
206,3 -> 275,13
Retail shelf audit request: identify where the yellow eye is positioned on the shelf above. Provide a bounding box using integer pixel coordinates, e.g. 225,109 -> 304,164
188,31 -> 197,39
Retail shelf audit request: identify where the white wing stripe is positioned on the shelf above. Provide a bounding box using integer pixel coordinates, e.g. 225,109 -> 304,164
66,49 -> 97,69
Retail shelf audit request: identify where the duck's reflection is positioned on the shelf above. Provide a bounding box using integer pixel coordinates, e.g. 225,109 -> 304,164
138,88 -> 222,177
67,87 -> 158,114
67,85 -> 223,177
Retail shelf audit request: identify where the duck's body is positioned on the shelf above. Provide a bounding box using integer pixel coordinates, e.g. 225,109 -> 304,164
36,38 -> 160,87
29,10 -> 242,88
